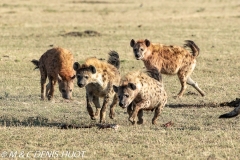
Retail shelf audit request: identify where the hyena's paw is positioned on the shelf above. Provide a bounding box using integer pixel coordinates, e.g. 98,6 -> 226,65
152,119 -> 157,125
90,116 -> 97,120
137,119 -> 144,125
99,119 -> 106,124
47,95 -> 54,101
109,112 -> 115,119
128,117 -> 136,125
95,108 -> 100,117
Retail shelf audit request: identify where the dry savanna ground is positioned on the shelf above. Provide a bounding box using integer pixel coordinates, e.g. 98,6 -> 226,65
0,0 -> 240,159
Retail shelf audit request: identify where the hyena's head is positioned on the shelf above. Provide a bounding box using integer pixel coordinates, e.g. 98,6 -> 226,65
58,74 -> 76,99
113,82 -> 139,108
130,39 -> 151,60
73,62 -> 96,88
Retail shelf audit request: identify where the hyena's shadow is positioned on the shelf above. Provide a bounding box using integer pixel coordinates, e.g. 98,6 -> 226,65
0,115 -> 62,127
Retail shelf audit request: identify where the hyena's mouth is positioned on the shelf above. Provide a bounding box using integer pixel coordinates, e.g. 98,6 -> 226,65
77,83 -> 85,88
63,95 -> 71,100
122,102 -> 131,109
135,54 -> 143,60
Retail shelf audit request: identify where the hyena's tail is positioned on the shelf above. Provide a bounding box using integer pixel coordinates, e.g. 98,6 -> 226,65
31,59 -> 39,70
219,105 -> 240,118
107,50 -> 120,69
184,40 -> 200,57
146,67 -> 162,82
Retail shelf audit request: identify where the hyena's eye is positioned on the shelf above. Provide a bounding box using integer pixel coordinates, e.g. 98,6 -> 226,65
134,48 -> 138,52
62,89 -> 66,93
84,76 -> 89,79
124,94 -> 129,98
70,89 -> 72,92
140,48 -> 144,51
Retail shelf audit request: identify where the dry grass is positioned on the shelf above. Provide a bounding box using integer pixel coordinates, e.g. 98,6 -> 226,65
0,0 -> 240,159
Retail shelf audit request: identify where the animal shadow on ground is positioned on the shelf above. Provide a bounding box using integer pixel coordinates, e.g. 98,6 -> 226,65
0,115 -> 119,130
0,116 -> 62,128
167,98 -> 240,108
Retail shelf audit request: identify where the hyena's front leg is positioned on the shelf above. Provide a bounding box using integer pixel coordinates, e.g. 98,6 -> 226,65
100,95 -> 110,123
46,83 -> 50,98
128,105 -> 140,125
48,77 -> 57,100
86,94 -> 95,120
109,94 -> 118,119
137,109 -> 144,125
127,103 -> 133,117
152,104 -> 164,125
92,96 -> 101,118
129,101 -> 149,125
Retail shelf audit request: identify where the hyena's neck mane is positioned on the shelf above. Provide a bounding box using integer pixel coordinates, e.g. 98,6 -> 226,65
142,43 -> 163,70
142,55 -> 160,71
85,57 -> 118,88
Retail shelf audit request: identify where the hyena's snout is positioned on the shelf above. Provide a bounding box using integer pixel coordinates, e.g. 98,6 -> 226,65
133,49 -> 142,60
77,78 -> 86,88
63,94 -> 71,99
119,100 -> 128,108
119,102 -> 124,107
61,90 -> 72,99
77,82 -> 85,88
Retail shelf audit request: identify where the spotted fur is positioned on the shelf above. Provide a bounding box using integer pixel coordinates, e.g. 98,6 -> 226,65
73,51 -> 120,123
113,69 -> 167,125
31,47 -> 76,100
130,39 -> 205,98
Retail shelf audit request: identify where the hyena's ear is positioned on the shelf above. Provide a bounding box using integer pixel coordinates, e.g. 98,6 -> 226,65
58,74 -> 63,82
113,85 -> 118,93
89,65 -> 96,74
144,39 -> 151,47
128,83 -> 136,90
130,39 -> 135,48
73,62 -> 80,71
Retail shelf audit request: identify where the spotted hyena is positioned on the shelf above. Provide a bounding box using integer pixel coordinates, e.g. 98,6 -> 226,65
31,47 -> 76,100
73,51 -> 120,123
130,39 -> 205,98
113,69 -> 167,125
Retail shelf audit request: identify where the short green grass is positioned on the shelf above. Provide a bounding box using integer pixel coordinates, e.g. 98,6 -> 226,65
0,0 -> 240,159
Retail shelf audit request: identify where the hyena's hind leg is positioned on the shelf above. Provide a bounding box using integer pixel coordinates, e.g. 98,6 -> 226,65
109,94 -> 118,119
176,73 -> 188,98
40,66 -> 47,100
187,77 -> 205,97
177,63 -> 205,97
